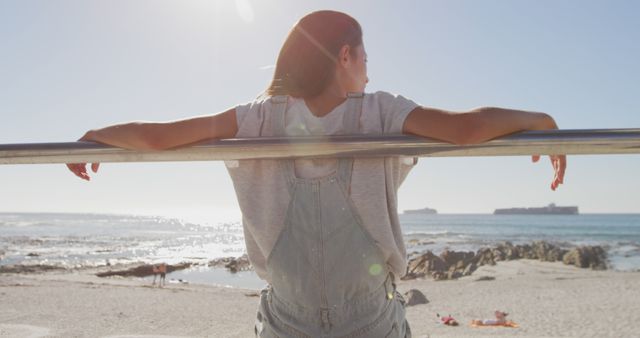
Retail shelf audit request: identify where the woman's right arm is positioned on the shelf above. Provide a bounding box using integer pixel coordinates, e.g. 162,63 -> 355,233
67,108 -> 237,180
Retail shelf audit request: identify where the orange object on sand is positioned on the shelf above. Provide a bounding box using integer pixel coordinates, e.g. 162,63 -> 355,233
470,311 -> 519,328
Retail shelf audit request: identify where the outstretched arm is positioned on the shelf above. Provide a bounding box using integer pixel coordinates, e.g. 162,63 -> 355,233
79,108 -> 238,150
403,106 -> 566,190
67,108 -> 238,180
403,106 -> 556,145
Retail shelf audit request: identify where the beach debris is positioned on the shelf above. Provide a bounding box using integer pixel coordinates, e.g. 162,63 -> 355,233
0,264 -> 66,274
95,262 -> 192,278
402,241 -> 607,281
437,313 -> 458,326
403,289 -> 428,306
244,291 -> 260,297
474,276 -> 496,282
208,254 -> 252,273
166,278 -> 189,285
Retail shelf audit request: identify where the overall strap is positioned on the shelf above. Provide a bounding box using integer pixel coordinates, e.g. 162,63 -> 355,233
271,95 -> 297,190
271,95 -> 288,137
336,92 -> 364,190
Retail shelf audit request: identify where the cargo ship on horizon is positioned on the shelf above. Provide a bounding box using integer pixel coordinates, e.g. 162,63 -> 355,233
494,203 -> 579,215
402,207 -> 438,215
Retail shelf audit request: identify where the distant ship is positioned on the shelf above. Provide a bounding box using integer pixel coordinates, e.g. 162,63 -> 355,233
403,207 -> 437,215
494,203 -> 579,215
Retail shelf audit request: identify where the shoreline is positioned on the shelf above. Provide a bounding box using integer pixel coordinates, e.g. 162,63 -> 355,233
1,240 -> 624,288
2,260 -> 639,337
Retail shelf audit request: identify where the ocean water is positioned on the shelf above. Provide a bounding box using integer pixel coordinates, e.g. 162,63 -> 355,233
1,212 -> 639,288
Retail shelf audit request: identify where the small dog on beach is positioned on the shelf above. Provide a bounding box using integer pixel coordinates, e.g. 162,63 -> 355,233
152,263 -> 167,287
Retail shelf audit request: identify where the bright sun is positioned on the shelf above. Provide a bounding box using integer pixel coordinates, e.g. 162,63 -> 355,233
234,0 -> 255,23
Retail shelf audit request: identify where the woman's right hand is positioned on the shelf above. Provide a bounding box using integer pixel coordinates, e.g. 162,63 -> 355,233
66,132 -> 101,181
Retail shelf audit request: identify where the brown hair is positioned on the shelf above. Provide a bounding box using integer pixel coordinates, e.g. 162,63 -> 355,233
262,10 -> 363,99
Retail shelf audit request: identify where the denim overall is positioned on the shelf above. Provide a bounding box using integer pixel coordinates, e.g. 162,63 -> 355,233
254,93 -> 410,338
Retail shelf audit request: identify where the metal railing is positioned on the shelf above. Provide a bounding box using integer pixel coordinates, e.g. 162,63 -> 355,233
1,128 -> 639,165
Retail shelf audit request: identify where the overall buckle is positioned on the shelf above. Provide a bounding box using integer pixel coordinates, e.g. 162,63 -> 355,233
320,308 -> 331,332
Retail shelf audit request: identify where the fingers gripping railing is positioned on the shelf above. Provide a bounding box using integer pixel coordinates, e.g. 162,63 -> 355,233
1,129 -> 639,165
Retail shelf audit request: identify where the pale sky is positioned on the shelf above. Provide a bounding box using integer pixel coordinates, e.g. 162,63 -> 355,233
1,0 -> 639,222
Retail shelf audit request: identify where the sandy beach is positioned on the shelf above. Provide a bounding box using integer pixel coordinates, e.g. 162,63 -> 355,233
1,260 -> 639,338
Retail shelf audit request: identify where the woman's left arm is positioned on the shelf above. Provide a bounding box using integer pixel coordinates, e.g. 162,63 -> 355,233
403,106 -> 566,190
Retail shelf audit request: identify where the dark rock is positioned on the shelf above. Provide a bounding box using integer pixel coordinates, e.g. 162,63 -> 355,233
530,241 -> 546,259
431,271 -> 447,281
403,251 -> 446,280
447,270 -> 462,280
475,248 -> 496,266
499,242 -> 520,260
0,264 -> 66,274
547,247 -> 568,262
531,241 -> 556,261
483,241 -> 570,264
474,276 -> 496,282
208,254 -> 252,273
440,250 -> 474,267
441,250 -> 475,279
403,289 -> 429,306
491,247 -> 506,262
518,244 -> 537,259
463,262 -> 477,276
562,246 -> 607,270
95,262 -> 192,278
26,252 -> 40,257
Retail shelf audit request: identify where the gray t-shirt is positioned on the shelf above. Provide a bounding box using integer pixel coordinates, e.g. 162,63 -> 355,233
225,91 -> 419,281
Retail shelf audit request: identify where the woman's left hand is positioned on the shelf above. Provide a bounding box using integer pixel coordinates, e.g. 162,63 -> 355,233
531,154 -> 566,191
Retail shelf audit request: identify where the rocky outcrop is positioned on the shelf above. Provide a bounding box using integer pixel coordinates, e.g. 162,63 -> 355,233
563,246 -> 607,270
208,254 -> 252,273
0,264 -> 66,274
405,251 -> 445,279
95,262 -> 192,278
403,241 -> 607,281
